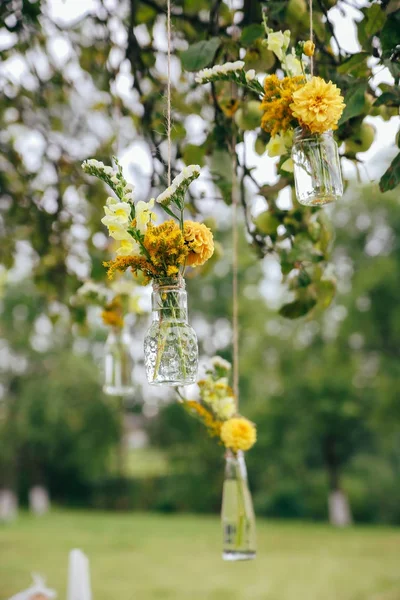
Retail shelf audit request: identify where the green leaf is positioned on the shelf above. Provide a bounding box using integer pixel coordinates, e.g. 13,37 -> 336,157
209,149 -> 232,204
279,298 -> 317,319
339,83 -> 368,125
380,10 -> 400,54
183,144 -> 205,167
337,53 -> 369,77
374,89 -> 400,107
379,152 -> 400,192
181,37 -> 220,72
364,4 -> 386,37
241,24 -> 265,46
316,279 -> 336,309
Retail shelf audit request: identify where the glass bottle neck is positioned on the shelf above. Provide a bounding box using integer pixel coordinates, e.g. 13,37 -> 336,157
151,277 -> 188,323
293,126 -> 333,143
225,450 -> 248,481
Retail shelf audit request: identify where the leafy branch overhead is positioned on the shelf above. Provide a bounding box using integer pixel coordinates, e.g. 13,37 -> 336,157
0,0 -> 399,320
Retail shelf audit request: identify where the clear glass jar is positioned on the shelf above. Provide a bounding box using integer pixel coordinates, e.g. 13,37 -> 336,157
144,277 -> 198,386
221,450 -> 256,561
103,327 -> 135,396
291,127 -> 343,206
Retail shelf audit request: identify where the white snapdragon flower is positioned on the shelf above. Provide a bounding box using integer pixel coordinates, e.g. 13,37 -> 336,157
195,61 -> 245,83
135,198 -> 157,233
102,201 -> 131,227
211,356 -> 232,371
82,158 -> 105,170
245,69 -> 256,82
156,164 -> 200,205
103,166 -> 115,176
214,396 -> 236,420
283,51 -> 303,77
76,280 -> 108,301
267,31 -> 286,61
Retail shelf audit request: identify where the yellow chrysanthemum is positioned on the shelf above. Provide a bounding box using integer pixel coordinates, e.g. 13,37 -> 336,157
220,417 -> 257,452
290,76 -> 345,134
184,221 -> 214,267
261,75 -> 304,137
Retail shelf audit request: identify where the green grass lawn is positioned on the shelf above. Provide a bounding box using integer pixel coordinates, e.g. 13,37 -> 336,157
1,510 -> 399,600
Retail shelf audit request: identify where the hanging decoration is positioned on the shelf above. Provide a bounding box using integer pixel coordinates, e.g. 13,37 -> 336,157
81,159 -> 214,386
71,278 -> 144,396
193,11 -> 346,207
178,357 -> 257,561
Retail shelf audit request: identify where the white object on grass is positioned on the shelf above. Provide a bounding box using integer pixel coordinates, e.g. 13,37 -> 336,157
8,573 -> 56,600
67,549 -> 92,600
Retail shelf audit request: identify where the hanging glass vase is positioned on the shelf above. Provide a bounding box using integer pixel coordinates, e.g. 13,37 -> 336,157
291,127 -> 343,206
103,327 -> 135,396
221,450 -> 256,561
144,276 -> 198,386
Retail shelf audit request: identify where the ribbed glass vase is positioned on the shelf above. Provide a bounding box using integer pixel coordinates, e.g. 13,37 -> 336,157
103,327 -> 135,396
292,127 -> 343,206
221,450 -> 256,561
144,276 -> 198,386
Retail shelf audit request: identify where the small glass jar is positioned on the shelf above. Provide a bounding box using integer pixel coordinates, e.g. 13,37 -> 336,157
103,327 -> 135,396
221,450 -> 256,561
291,127 -> 343,206
144,276 -> 198,386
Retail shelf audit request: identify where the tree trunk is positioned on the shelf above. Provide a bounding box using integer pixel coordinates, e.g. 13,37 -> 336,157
323,435 -> 352,527
0,489 -> 18,522
29,485 -> 50,516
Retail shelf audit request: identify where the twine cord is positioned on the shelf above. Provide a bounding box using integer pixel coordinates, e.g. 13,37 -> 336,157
232,149 -> 240,411
309,0 -> 314,76
167,0 -> 172,186
228,0 -> 240,411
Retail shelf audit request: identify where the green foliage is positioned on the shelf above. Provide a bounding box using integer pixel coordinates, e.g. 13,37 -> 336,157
180,37 -> 221,71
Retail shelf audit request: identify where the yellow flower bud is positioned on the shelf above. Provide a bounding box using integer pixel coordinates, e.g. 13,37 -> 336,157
303,40 -> 315,57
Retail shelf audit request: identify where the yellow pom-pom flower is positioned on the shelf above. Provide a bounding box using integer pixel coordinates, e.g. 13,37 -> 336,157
184,221 -> 214,267
290,77 -> 345,134
220,417 -> 257,452
303,40 -> 315,57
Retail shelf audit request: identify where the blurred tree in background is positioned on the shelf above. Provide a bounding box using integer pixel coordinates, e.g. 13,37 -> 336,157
0,0 -> 399,523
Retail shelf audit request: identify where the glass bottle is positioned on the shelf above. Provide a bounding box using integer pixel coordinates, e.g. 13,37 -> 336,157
103,327 -> 135,396
291,127 -> 343,206
144,276 -> 198,386
221,450 -> 256,561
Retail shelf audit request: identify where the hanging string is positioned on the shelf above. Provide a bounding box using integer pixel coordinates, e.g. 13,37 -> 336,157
228,1 -> 240,412
309,0 -> 314,76
166,0 -> 172,186
231,147 -> 240,411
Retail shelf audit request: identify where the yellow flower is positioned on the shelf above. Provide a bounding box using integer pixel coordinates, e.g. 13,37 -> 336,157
116,236 -> 140,257
220,417 -> 257,452
266,130 -> 293,158
261,75 -> 304,137
101,298 -> 124,328
135,198 -> 157,234
303,40 -> 315,57
101,202 -> 131,227
184,221 -> 214,267
283,54 -> 303,77
267,30 -> 290,61
144,220 -> 187,274
290,76 -> 345,134
281,158 -> 294,173
184,400 -> 222,438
